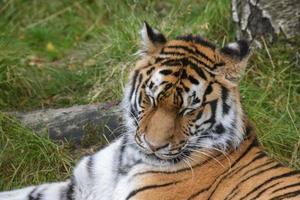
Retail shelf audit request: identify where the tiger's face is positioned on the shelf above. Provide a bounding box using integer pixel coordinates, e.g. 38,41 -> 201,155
122,22 -> 250,165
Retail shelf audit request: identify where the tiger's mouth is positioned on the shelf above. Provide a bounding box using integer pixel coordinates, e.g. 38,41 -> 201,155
155,152 -> 181,159
141,150 -> 192,165
135,139 -> 191,163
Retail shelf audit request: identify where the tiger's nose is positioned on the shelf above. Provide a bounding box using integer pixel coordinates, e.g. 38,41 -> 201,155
144,138 -> 170,152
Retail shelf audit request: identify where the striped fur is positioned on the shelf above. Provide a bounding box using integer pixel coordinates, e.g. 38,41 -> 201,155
1,23 -> 299,200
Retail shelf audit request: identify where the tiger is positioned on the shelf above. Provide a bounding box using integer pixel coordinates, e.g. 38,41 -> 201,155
1,22 -> 299,200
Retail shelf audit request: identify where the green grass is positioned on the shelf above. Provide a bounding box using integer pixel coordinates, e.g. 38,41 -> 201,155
241,39 -> 300,168
0,0 -> 233,110
0,112 -> 73,190
0,0 -> 299,190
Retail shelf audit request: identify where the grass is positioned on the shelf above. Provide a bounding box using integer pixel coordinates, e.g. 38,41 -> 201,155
0,112 -> 73,190
0,0 -> 233,110
241,38 -> 300,168
0,0 -> 299,190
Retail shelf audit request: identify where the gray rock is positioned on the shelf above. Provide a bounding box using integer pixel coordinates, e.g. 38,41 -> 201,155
8,103 -> 124,146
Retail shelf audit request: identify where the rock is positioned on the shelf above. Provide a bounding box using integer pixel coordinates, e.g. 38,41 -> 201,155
8,102 -> 124,146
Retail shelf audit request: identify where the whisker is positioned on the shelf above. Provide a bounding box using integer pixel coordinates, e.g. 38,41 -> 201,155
182,157 -> 195,180
186,148 -> 226,169
186,143 -> 232,169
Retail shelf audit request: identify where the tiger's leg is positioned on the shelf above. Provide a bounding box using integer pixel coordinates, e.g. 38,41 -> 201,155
0,181 -> 70,200
0,137 -> 125,200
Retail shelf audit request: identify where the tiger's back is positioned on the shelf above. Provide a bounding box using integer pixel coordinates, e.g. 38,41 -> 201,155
124,130 -> 300,200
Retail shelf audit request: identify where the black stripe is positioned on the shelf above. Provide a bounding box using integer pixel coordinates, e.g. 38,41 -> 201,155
143,76 -> 152,89
166,45 -> 214,63
244,123 -> 253,137
35,192 -> 43,200
239,170 -> 300,200
146,67 -> 155,75
157,53 -> 210,80
149,95 -> 156,107
187,187 -> 209,200
195,110 -> 203,123
156,90 -> 166,102
192,97 -> 201,105
204,84 -> 213,96
224,189 -> 240,200
173,70 -> 181,77
202,84 -> 210,103
249,182 -> 282,200
158,59 -> 179,66
272,181 -> 300,194
202,100 -> 218,128
176,87 -> 184,108
251,151 -> 268,162
189,63 -> 207,80
129,70 -> 139,101
159,69 -> 173,75
159,52 -> 210,77
241,157 -> 273,178
28,187 -> 38,200
125,181 -> 181,200
87,156 -> 94,178
181,82 -> 190,92
138,92 -> 143,105
133,154 -> 223,200
66,177 -> 75,200
164,83 -> 173,91
238,151 -> 274,177
229,137 -> 258,167
137,74 -> 143,90
178,108 -> 189,116
133,74 -> 143,111
212,62 -> 225,70
221,86 -> 230,115
28,187 -> 46,200
132,153 -> 223,178
161,57 -> 209,79
117,136 -> 127,176
148,81 -> 154,89
160,50 -> 186,56
239,164 -> 282,186
181,69 -> 188,78
270,189 -> 300,200
225,161 -> 280,200
204,139 -> 258,200
129,106 -> 138,126
188,75 -> 199,85
176,34 -> 216,50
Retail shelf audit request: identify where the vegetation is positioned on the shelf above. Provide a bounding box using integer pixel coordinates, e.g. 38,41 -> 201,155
0,0 -> 299,190
0,112 -> 73,190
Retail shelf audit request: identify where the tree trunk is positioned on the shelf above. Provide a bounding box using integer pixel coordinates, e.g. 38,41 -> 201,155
8,102 -> 123,147
231,0 -> 300,42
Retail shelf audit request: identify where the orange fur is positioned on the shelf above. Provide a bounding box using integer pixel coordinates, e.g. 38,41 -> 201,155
126,29 -> 300,199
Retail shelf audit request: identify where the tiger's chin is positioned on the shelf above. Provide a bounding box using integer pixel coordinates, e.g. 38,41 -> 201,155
140,153 -> 183,166
135,145 -> 192,167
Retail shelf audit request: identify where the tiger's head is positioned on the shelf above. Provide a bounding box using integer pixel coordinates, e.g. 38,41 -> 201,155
122,22 -> 250,165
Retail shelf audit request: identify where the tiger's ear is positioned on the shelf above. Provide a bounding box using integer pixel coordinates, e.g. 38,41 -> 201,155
220,40 -> 250,61
217,40 -> 250,82
140,22 -> 167,55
